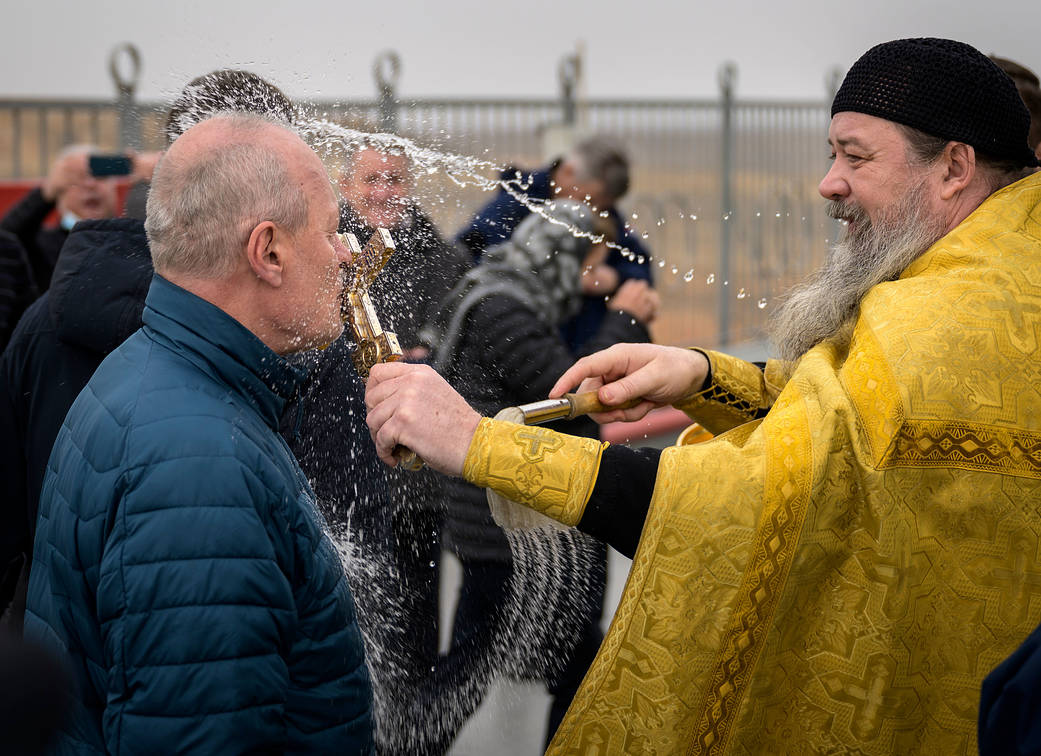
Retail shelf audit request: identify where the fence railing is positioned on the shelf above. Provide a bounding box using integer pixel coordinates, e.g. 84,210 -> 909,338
0,47 -> 842,350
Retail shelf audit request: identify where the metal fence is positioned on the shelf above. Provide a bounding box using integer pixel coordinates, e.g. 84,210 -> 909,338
0,47 -> 841,349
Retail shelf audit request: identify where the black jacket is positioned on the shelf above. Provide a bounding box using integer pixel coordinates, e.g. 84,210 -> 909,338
0,188 -> 68,294
441,293 -> 650,562
0,218 -> 151,622
0,230 -> 34,349
340,203 -> 471,350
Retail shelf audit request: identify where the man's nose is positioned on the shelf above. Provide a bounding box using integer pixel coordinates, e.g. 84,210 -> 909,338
818,162 -> 849,201
334,233 -> 353,266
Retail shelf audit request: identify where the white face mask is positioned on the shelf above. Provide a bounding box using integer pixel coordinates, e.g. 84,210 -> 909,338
60,212 -> 80,231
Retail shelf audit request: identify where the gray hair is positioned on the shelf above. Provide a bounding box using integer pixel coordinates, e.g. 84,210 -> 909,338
896,123 -> 1034,195
145,113 -> 309,278
567,135 -> 630,201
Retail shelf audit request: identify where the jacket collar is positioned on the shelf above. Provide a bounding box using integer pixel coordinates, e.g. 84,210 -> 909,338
141,274 -> 309,430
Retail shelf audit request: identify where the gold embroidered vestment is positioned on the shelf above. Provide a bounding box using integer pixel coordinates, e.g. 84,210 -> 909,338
464,172 -> 1041,754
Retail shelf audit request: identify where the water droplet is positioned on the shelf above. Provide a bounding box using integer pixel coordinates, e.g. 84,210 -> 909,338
670,266 -> 678,275
683,269 -> 694,282
429,560 -> 435,567
755,211 -> 761,217
657,259 -> 666,268
599,210 -> 609,218
775,212 -> 782,218
690,215 -> 698,221
737,288 -> 747,299
641,232 -> 649,239
706,273 -> 716,284
757,298 -> 768,309
631,212 -> 639,220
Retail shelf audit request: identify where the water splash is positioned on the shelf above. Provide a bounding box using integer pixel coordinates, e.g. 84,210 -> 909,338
296,114 -> 639,263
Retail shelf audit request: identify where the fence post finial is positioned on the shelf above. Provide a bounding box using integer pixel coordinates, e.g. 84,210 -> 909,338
109,43 -> 142,150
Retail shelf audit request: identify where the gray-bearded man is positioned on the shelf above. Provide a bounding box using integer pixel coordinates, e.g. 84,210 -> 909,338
365,38 -> 1041,754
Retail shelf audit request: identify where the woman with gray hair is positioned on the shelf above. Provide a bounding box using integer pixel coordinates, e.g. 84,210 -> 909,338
422,200 -> 658,748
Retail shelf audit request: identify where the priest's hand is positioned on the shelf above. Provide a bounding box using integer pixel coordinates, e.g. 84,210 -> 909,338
550,343 -> 709,423
365,362 -> 482,475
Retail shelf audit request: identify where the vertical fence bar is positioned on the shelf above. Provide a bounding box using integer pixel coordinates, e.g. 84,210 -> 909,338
374,51 -> 401,133
13,107 -> 22,177
718,63 -> 737,347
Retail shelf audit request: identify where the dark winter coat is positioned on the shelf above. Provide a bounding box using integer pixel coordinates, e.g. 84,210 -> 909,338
340,203 -> 471,351
440,295 -> 649,562
0,219 -> 151,625
0,187 -> 68,294
24,275 -> 374,754
979,620 -> 1041,755
0,229 -> 34,349
453,163 -> 653,349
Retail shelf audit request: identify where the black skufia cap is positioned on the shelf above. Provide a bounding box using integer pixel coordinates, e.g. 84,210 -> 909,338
832,37 -> 1040,167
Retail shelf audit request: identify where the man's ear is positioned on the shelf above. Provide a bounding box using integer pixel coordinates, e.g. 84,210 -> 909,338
246,221 -> 285,287
939,142 -> 976,200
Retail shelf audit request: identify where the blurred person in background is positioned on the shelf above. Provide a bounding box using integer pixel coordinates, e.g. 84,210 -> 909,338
284,137 -> 471,754
0,145 -> 118,291
455,135 -> 654,350
24,112 -> 373,754
0,146 -> 124,337
424,200 -> 657,749
338,140 -> 471,359
0,69 -> 297,630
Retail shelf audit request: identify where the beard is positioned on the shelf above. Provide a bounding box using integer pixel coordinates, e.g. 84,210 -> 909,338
768,180 -> 949,363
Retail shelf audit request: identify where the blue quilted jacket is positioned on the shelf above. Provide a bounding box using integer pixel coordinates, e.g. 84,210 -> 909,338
25,274 -> 374,754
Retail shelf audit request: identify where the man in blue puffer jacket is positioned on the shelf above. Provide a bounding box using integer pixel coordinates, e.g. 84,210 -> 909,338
24,113 -> 374,753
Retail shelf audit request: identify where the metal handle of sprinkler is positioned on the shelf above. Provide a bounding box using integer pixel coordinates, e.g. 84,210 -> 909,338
507,392 -> 643,426
340,229 -> 424,471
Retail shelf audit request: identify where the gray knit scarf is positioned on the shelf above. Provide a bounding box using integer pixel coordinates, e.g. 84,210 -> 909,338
423,201 -> 594,373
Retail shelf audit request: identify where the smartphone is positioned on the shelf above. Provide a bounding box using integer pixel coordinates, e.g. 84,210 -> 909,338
89,154 -> 133,177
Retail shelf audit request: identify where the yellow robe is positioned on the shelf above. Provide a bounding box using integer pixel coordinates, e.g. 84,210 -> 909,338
463,171 -> 1041,755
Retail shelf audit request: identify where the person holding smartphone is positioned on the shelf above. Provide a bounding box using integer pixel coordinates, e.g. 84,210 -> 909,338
0,145 -> 120,299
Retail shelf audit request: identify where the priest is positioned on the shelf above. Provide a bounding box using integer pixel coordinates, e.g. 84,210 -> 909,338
367,38 -> 1041,754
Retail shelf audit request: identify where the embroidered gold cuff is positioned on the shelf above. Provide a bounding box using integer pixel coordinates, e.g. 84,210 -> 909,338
674,349 -> 782,434
463,417 -> 606,527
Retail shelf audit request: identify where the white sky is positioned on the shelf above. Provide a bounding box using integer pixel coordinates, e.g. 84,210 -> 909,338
3,0 -> 1039,102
